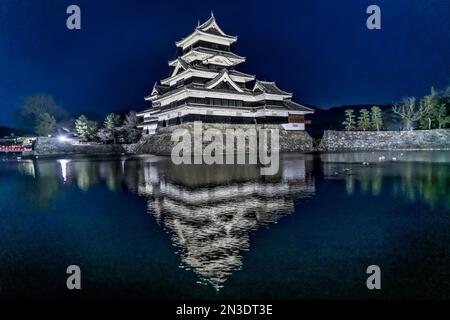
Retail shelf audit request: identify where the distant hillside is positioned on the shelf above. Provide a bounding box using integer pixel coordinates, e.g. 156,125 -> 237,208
0,126 -> 32,138
306,104 -> 400,138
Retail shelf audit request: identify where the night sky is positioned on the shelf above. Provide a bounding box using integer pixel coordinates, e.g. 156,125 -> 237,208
0,0 -> 449,127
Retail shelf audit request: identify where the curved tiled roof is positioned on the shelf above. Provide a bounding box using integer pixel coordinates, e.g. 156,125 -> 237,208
196,13 -> 236,39
176,14 -> 237,47
283,100 -> 314,112
253,80 -> 292,96
192,47 -> 245,61
191,64 -> 254,79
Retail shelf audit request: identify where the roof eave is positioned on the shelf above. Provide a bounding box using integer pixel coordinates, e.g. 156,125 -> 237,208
176,29 -> 237,47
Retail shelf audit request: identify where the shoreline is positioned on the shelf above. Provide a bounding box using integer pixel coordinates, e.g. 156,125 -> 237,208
13,148 -> 450,161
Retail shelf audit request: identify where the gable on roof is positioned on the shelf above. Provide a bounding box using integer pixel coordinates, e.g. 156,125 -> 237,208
205,54 -> 234,67
150,82 -> 159,96
146,82 -> 170,100
172,48 -> 245,67
171,58 -> 189,77
197,13 -> 228,37
205,69 -> 243,92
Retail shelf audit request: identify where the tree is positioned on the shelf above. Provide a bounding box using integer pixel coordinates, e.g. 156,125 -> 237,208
419,102 -> 435,130
104,113 -> 121,144
17,94 -> 67,127
436,86 -> 450,129
370,106 -> 383,131
96,128 -> 109,144
35,113 -> 57,136
75,115 -> 97,142
121,111 -> 141,143
342,109 -> 356,131
357,108 -> 371,131
436,102 -> 450,129
392,97 -> 428,131
419,87 -> 439,130
417,86 -> 450,130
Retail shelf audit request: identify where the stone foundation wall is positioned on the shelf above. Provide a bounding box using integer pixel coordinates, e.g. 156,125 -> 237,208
27,129 -> 449,156
137,122 -> 314,155
319,129 -> 450,151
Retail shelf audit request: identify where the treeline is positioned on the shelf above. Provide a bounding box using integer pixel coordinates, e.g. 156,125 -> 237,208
342,106 -> 383,131
16,94 -> 141,144
342,86 -> 450,131
74,112 -> 141,144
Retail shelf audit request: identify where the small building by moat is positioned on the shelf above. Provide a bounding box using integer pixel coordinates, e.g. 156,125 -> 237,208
137,13 -> 313,135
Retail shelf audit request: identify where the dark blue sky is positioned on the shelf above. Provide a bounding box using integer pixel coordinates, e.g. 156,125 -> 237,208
0,0 -> 449,127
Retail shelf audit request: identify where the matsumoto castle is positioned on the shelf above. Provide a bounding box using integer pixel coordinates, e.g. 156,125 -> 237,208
137,13 -> 313,135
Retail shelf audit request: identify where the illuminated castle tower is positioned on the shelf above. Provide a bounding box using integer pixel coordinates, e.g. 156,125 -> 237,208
137,13 -> 313,135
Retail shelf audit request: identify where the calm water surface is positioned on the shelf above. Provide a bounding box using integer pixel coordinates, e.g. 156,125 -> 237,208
0,151 -> 449,299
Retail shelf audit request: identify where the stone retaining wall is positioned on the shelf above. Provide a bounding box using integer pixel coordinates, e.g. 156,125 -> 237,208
319,129 -> 450,151
136,122 -> 314,155
31,128 -> 446,157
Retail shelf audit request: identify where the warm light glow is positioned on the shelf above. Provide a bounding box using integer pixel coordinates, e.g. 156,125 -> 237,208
58,135 -> 69,142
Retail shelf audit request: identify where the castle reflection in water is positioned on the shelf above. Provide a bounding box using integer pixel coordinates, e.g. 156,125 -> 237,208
141,158 -> 315,289
13,155 -> 315,290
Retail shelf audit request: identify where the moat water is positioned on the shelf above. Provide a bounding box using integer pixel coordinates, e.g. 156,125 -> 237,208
0,151 -> 449,299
